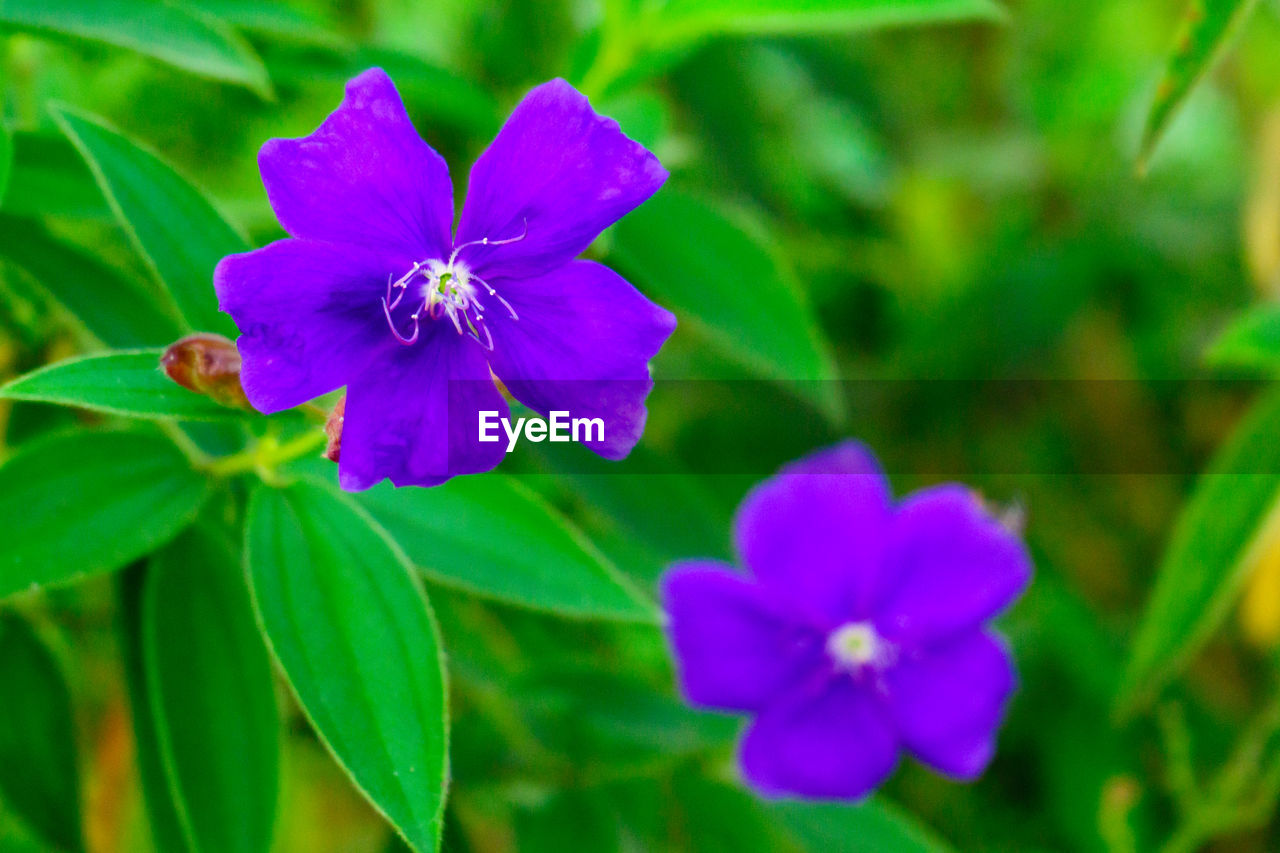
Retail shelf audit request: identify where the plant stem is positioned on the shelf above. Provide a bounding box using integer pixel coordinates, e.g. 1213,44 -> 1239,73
1159,688 -> 1280,853
578,0 -> 652,99
202,428 -> 328,481
1158,702 -> 1198,814
299,402 -> 330,424
158,421 -> 214,468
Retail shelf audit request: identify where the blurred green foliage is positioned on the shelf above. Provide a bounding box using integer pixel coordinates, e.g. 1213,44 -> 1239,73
7,1 -> 1280,852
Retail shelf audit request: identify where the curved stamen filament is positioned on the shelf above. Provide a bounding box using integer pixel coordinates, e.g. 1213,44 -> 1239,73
385,275 -> 405,312
472,275 -> 519,320
382,296 -> 421,345
447,218 -> 529,269
385,261 -> 423,311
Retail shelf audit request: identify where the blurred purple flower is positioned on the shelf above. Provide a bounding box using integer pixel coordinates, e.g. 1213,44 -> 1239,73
215,69 -> 675,489
661,442 -> 1032,800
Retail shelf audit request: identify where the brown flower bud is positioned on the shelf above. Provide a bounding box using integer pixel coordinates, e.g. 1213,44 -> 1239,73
160,333 -> 251,410
324,395 -> 346,462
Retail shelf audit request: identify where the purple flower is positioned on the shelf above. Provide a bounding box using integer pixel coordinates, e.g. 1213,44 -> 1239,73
661,442 -> 1032,800
215,69 -> 675,489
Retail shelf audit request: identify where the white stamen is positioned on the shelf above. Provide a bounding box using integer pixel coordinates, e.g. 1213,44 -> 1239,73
446,218 -> 529,268
379,224 -> 527,349
826,622 -> 894,671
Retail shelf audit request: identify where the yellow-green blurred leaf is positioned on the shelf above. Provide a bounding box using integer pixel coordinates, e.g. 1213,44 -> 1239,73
1206,304 -> 1280,373
1117,387 -> 1280,715
1139,0 -> 1262,170
653,0 -> 1003,41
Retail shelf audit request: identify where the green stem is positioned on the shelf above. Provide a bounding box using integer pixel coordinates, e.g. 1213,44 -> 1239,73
577,0 -> 659,100
159,421 -> 214,468
1158,702 -> 1198,814
1159,688 -> 1280,853
1161,816 -> 1208,853
202,429 -> 328,481
299,402 -> 330,424
1098,777 -> 1141,853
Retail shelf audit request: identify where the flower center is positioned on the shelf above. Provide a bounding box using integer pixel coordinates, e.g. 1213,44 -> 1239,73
380,224 -> 525,349
826,621 -> 893,671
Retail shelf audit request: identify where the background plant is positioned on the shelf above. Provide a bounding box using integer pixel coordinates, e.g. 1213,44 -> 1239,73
4,0 -> 1280,851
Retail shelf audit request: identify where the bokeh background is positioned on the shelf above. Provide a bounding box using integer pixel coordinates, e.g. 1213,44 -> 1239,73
6,0 -> 1280,851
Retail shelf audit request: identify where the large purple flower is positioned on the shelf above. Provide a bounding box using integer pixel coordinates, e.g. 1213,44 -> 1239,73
661,442 -> 1032,800
215,69 -> 675,489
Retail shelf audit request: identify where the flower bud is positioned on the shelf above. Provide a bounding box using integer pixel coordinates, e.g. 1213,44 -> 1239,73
324,395 -> 346,462
160,333 -> 251,410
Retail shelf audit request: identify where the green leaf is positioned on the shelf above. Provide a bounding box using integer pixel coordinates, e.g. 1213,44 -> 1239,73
1117,386 -> 1280,715
669,774 -> 799,851
257,44 -> 500,135
117,565 -> 190,853
184,0 -> 344,46
357,475 -> 655,622
772,799 -> 957,853
1,132 -> 111,219
664,776 -> 956,853
610,188 -> 841,419
142,526 -> 279,853
1206,304 -> 1280,373
652,0 -> 1004,41
0,0 -> 271,95
1138,0 -> 1263,170
0,215 -> 182,347
519,670 -> 737,766
50,105 -> 246,337
516,789 -> 621,853
245,482 -> 448,853
0,430 -> 210,599
1,350 -> 245,421
529,444 -> 733,585
0,125 -> 12,204
0,615 -> 84,853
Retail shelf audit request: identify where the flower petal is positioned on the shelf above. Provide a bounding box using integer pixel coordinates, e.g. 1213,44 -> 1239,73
485,260 -> 675,460
883,631 -> 1016,780
215,238 -> 403,414
259,67 -> 454,259
874,485 -> 1032,646
740,678 -> 899,800
662,561 -> 824,713
455,79 -> 667,281
338,327 -> 508,490
732,442 -> 893,627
